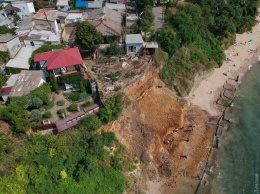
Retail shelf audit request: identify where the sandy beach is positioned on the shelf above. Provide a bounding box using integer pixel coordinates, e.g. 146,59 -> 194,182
189,10 -> 260,116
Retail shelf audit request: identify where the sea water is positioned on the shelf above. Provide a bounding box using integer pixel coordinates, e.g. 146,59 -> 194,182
210,63 -> 260,194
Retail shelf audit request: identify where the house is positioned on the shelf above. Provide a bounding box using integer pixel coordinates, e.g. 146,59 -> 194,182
105,3 -> 126,12
6,47 -> 35,70
11,1 -> 35,16
76,0 -> 103,8
125,34 -> 144,54
1,70 -> 46,102
87,6 -> 121,38
0,10 -> 12,27
34,47 -> 88,84
23,29 -> 61,47
56,0 -> 69,11
4,5 -> 20,15
33,9 -> 68,34
65,13 -> 84,24
0,34 -> 22,58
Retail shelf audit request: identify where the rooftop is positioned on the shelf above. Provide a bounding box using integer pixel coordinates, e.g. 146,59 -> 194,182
0,34 -> 18,43
125,34 -> 144,44
4,5 -> 20,11
56,0 -> 68,6
34,47 -> 83,70
25,29 -> 60,42
33,9 -> 68,21
105,3 -> 126,10
9,70 -> 45,97
6,47 -> 35,69
87,6 -> 121,36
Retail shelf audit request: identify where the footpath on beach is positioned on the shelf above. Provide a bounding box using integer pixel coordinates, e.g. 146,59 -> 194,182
189,10 -> 260,117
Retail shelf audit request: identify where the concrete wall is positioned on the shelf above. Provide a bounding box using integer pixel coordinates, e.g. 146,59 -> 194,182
24,40 -> 45,48
5,37 -> 21,58
126,43 -> 143,54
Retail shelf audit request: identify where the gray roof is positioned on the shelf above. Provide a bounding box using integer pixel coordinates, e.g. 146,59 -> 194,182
9,70 -> 45,97
105,3 -> 126,10
0,34 -> 18,43
6,47 -> 35,69
4,74 -> 19,88
125,34 -> 144,44
87,6 -> 121,36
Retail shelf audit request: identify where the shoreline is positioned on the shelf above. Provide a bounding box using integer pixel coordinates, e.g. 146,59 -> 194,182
188,10 -> 260,193
188,9 -> 260,117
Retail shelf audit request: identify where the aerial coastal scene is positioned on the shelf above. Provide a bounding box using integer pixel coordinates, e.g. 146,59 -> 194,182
0,0 -> 259,193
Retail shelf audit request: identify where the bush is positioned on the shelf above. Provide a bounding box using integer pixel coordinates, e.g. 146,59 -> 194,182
43,111 -> 51,118
30,109 -> 42,122
57,109 -> 65,114
56,100 -> 65,106
29,97 -> 43,109
69,103 -> 78,112
68,92 -> 80,101
79,92 -> 88,101
79,115 -> 102,131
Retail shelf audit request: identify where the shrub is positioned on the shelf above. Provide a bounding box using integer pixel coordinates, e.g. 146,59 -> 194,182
79,115 -> 102,131
79,81 -> 86,92
29,97 -> 43,108
84,100 -> 94,107
69,103 -> 78,112
30,109 -> 42,122
56,100 -> 65,106
57,108 -> 65,114
68,92 -> 80,101
43,111 -> 51,118
79,92 -> 88,101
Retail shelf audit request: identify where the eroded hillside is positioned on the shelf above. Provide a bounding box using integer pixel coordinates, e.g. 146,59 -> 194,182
102,67 -> 216,194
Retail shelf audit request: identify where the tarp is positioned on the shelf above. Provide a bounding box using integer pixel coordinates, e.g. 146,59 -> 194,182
76,0 -> 88,7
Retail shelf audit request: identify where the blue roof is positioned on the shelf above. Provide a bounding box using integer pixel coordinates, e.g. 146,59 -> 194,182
76,0 -> 88,7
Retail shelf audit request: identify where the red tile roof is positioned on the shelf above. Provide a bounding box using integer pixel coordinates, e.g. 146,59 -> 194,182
34,47 -> 83,70
1,87 -> 12,94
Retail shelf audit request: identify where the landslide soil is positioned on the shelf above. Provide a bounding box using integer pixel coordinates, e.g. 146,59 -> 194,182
102,67 -> 217,194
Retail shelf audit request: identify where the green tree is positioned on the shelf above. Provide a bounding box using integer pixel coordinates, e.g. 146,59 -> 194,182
75,21 -> 103,52
79,115 -> 102,131
29,97 -> 43,109
0,51 -> 10,63
103,43 -> 122,55
30,109 -> 42,122
61,72 -> 84,88
0,26 -> 15,35
135,0 -> 154,11
98,108 -> 112,123
0,72 -> 7,88
13,13 -> 20,23
153,48 -> 168,68
49,73 -> 59,92
140,7 -> 154,33
79,81 -> 86,92
155,26 -> 181,55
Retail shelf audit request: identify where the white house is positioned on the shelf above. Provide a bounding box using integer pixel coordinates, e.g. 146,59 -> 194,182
125,34 -> 144,54
11,1 -> 35,16
24,29 -> 60,48
0,34 -> 22,58
56,0 -> 69,11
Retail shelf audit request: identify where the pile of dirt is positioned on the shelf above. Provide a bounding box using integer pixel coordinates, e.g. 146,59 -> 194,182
102,67 -> 217,193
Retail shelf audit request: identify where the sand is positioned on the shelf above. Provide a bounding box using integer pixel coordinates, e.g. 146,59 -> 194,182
189,10 -> 260,116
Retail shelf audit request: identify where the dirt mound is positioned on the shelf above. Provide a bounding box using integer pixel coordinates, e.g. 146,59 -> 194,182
102,68 -> 216,193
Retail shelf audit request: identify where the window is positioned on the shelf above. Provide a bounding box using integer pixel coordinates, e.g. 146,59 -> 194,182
128,46 -> 136,53
30,41 -> 35,46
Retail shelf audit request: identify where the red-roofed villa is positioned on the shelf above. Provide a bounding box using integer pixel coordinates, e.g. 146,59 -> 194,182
34,47 -> 88,82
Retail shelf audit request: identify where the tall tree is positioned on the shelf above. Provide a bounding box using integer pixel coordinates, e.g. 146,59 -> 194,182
49,73 -> 59,92
76,21 -> 103,52
135,0 -> 154,11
